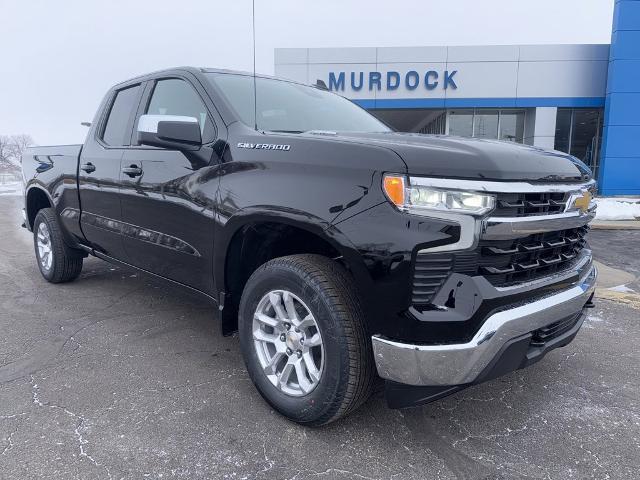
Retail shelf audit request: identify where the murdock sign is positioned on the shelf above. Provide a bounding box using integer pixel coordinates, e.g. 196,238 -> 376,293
328,70 -> 458,92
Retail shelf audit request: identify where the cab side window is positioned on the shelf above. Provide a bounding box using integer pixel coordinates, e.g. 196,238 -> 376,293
102,84 -> 142,146
146,79 -> 215,143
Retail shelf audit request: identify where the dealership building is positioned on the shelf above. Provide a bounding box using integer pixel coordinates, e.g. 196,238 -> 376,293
274,1 -> 640,195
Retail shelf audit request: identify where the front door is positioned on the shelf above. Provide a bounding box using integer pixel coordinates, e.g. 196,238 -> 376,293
119,77 -> 221,294
78,83 -> 144,260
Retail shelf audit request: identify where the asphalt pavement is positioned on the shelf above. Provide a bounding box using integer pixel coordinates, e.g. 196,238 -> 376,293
1,195 -> 638,480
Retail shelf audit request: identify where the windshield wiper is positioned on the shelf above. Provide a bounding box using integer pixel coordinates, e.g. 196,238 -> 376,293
267,129 -> 305,134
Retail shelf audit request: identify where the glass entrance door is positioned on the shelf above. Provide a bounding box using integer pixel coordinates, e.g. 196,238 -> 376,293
554,108 -> 604,179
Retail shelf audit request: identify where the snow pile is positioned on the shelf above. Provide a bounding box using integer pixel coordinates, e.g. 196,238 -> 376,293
595,198 -> 640,221
0,181 -> 22,196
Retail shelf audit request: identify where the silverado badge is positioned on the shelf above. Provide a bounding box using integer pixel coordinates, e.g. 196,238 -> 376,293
237,142 -> 291,151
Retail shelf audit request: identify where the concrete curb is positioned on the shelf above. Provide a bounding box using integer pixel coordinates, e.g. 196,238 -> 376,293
593,261 -> 636,288
591,220 -> 640,230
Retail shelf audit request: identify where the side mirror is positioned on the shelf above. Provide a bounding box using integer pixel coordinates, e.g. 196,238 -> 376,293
137,114 -> 202,150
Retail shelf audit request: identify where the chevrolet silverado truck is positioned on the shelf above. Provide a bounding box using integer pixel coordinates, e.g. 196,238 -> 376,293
21,67 -> 597,426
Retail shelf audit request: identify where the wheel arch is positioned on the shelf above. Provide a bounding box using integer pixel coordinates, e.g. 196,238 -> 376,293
215,208 -> 372,335
25,184 -> 54,230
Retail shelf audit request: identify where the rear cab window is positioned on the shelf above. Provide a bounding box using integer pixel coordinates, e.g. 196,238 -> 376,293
101,84 -> 143,146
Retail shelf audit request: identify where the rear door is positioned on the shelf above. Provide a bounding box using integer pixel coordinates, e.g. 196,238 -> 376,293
78,83 -> 144,259
119,76 -> 222,294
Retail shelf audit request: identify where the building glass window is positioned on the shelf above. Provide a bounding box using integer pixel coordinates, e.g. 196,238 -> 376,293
473,109 -> 499,139
369,107 -> 525,143
448,109 -> 474,137
499,109 -> 525,143
447,109 -> 525,143
419,111 -> 447,135
554,109 -> 572,153
370,109 -> 445,133
554,108 -> 603,180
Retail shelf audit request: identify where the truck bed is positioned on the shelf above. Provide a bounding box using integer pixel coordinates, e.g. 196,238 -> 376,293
24,144 -> 82,159
21,144 -> 84,242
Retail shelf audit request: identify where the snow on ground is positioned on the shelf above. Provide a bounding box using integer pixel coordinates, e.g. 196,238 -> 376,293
595,197 -> 640,221
0,182 -> 22,196
607,284 -> 636,293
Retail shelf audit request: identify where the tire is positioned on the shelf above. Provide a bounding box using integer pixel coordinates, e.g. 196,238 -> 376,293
33,208 -> 83,283
238,254 -> 376,426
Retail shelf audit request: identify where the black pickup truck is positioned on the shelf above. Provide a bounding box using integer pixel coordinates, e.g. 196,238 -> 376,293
21,67 -> 597,426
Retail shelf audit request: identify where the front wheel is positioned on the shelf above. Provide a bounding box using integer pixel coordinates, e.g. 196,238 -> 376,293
238,254 -> 376,426
33,208 -> 83,283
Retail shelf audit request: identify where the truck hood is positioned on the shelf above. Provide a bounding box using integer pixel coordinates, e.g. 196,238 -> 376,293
302,131 -> 592,183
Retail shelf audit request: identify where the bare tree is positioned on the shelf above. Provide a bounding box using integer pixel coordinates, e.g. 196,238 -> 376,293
10,134 -> 35,160
0,134 -> 35,173
0,135 -> 16,172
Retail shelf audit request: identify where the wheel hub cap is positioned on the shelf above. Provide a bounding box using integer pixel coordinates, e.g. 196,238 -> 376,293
285,331 -> 303,351
252,290 -> 324,397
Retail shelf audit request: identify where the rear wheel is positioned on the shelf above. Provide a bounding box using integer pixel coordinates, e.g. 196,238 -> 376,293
238,254 -> 375,426
33,208 -> 83,283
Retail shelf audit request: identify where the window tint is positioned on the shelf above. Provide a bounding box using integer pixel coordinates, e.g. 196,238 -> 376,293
102,85 -> 142,146
146,79 -> 214,143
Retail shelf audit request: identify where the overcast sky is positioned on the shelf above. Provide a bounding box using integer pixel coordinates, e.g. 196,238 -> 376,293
1,0 -> 614,145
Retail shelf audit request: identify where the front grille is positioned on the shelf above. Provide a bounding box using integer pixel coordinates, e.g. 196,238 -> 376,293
410,183 -> 594,305
455,226 -> 589,287
492,191 -> 568,217
411,226 -> 589,304
531,312 -> 582,346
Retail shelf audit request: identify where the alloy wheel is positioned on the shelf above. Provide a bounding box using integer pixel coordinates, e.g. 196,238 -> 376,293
252,290 -> 324,396
36,222 -> 53,271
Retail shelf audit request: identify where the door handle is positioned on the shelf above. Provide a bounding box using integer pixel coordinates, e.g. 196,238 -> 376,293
80,162 -> 96,173
122,165 -> 143,178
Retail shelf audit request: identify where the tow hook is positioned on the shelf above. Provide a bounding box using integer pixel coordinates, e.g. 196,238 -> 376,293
584,292 -> 596,309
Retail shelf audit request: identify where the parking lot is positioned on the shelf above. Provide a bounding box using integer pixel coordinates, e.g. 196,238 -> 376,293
1,194 -> 638,480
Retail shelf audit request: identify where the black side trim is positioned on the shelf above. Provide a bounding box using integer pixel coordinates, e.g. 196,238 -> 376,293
72,208 -> 201,257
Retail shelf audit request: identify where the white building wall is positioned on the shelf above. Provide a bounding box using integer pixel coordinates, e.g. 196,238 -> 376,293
275,44 -> 609,103
274,44 -> 608,149
523,109 -> 537,146
523,108 -> 558,149
530,107 -> 558,150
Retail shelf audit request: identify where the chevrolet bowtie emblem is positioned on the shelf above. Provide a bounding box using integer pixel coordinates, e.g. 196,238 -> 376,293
566,190 -> 592,214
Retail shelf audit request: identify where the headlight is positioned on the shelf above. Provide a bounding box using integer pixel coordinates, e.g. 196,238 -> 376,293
383,174 -> 495,216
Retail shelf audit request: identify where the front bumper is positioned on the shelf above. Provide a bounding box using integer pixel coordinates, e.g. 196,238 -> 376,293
372,265 -> 596,400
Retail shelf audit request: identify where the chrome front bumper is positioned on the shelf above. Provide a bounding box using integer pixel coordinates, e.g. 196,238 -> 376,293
372,265 -> 597,386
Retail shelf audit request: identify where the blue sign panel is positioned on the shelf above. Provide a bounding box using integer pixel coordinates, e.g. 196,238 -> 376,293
600,0 -> 640,195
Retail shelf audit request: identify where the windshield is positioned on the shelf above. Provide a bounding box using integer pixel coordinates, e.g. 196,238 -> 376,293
206,73 -> 391,133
